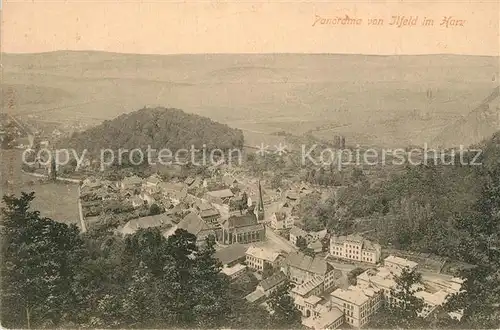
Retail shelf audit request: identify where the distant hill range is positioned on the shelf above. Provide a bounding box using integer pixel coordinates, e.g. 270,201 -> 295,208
432,86 -> 500,148
58,107 -> 244,154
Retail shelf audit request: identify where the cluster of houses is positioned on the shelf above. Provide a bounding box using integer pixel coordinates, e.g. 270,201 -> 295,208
79,172 -> 466,329
80,173 -> 276,247
212,235 -> 464,329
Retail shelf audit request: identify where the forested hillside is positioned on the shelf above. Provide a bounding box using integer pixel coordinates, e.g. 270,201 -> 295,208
58,107 -> 245,155
0,193 -> 298,329
295,133 -> 500,327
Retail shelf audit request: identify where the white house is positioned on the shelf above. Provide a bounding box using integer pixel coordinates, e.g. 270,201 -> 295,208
270,210 -> 294,230
330,234 -> 382,264
245,246 -> 281,272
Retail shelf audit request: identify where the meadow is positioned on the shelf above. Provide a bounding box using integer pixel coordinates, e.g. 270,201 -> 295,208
1,150 -> 80,226
2,51 -> 499,149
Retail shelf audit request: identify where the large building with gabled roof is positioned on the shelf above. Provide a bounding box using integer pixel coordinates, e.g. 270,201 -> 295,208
281,251 -> 337,291
218,212 -> 265,245
164,212 -> 216,245
330,234 -> 382,264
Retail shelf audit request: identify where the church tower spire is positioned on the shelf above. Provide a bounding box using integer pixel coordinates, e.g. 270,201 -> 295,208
256,180 -> 265,220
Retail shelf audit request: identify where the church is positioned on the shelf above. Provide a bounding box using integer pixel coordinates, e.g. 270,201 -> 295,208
218,212 -> 265,245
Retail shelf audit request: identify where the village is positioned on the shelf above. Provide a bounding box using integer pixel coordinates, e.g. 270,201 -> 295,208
77,167 -> 467,329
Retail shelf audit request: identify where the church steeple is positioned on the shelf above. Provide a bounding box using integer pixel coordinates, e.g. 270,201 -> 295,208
256,180 -> 265,220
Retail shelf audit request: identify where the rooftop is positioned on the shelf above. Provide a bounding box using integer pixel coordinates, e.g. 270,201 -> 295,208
200,208 -> 220,218
305,295 -> 322,305
177,212 -> 211,236
292,275 -> 325,297
120,214 -> 173,235
290,226 -> 308,238
259,271 -> 287,291
207,189 -> 234,199
415,290 -> 449,306
357,267 -> 397,289
331,286 -> 370,306
283,251 -> 331,275
330,234 -> 381,251
246,246 -> 281,263
159,182 -> 187,192
221,263 -> 246,277
122,175 -> 143,185
301,306 -> 344,330
146,175 -> 162,185
225,213 -> 259,229
195,200 -> 213,211
308,240 -> 323,250
385,255 -> 419,269
184,177 -> 195,185
215,243 -> 248,265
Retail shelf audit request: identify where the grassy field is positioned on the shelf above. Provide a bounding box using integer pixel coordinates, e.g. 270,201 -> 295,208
2,51 -> 498,148
1,150 -> 80,227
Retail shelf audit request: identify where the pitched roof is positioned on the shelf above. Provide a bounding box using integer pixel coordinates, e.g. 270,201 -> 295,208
214,244 -> 248,265
146,175 -> 162,185
302,306 -> 343,330
331,286 -> 370,306
184,177 -> 195,185
308,240 -> 323,250
82,178 -> 102,189
286,190 -> 300,200
177,212 -> 211,236
226,213 -> 258,228
283,251 -> 331,275
290,226 -> 308,238
385,255 -> 418,269
331,234 -> 381,251
159,182 -> 186,192
200,208 -> 220,218
121,214 -> 173,235
122,175 -> 143,185
246,246 -> 280,263
291,275 -> 325,296
259,271 -> 287,291
196,200 -> 213,211
207,189 -> 234,199
312,229 -> 328,240
305,295 -> 322,305
221,263 -> 246,277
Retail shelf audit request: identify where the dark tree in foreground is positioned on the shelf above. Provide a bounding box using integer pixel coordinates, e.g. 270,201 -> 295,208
1,192 -> 84,328
267,280 -> 302,328
444,265 -> 500,329
1,193 -> 264,329
388,267 -> 426,328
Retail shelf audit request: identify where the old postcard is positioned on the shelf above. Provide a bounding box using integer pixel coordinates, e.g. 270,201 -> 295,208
1,0 -> 499,328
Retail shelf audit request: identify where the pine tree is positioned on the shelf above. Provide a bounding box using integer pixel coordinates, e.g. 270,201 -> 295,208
1,192 -> 84,328
388,267 -> 426,328
267,280 -> 302,328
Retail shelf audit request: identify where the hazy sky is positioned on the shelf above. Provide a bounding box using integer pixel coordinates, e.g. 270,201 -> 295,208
2,0 -> 500,55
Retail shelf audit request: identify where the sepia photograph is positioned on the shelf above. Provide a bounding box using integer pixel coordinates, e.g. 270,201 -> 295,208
1,0 -> 499,329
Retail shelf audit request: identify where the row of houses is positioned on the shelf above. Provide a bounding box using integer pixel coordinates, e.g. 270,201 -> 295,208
289,229 -> 383,266
297,255 -> 465,329
229,247 -> 465,330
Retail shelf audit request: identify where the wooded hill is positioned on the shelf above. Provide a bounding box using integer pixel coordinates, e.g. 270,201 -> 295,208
58,107 -> 244,155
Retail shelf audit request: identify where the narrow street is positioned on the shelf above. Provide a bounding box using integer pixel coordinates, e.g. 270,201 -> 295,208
263,227 -> 297,253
